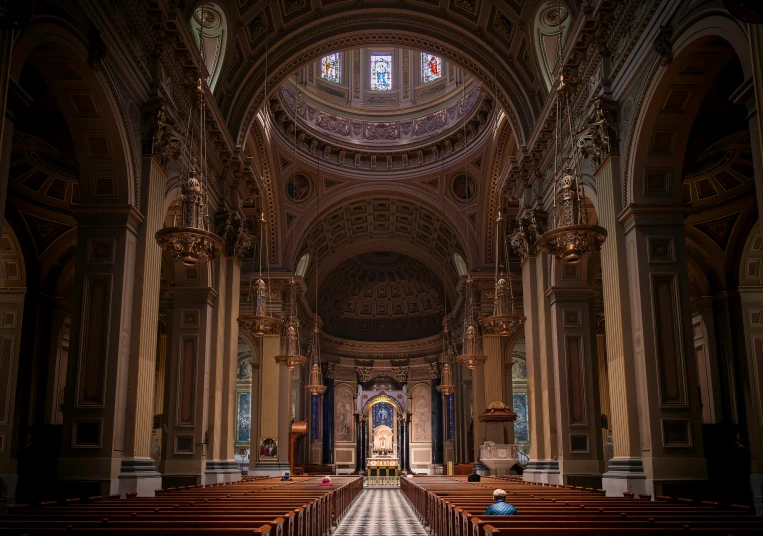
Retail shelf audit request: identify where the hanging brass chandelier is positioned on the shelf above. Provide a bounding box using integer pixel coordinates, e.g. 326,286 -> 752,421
537,0 -> 606,264
156,4 -> 221,265
455,277 -> 488,370
238,214 -> 281,337
304,139 -> 327,396
436,153 -> 456,396
274,279 -> 307,370
238,27 -> 280,338
155,85 -> 222,265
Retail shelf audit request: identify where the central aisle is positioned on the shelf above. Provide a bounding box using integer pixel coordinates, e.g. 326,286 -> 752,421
333,488 -> 428,536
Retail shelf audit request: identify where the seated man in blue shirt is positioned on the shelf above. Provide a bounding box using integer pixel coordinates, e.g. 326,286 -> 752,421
484,488 -> 518,515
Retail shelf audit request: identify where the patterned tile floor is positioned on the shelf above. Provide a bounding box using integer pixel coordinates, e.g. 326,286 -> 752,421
332,489 -> 428,535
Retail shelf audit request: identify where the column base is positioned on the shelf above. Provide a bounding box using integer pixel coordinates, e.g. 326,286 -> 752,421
751,474 -> 763,516
523,460 -> 562,485
601,457 -> 647,497
251,462 -> 291,477
118,458 -> 162,497
203,461 -> 242,485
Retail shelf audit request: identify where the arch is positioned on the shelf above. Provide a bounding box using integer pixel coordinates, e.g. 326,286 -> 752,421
453,252 -> 468,277
227,11 -> 536,149
362,393 -> 403,414
532,0 -> 573,91
11,23 -> 139,208
189,2 -> 229,92
739,224 -> 763,287
624,15 -> 750,207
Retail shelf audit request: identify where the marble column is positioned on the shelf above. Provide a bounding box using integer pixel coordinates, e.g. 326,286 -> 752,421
205,253 -> 242,484
431,379 -> 443,465
482,334 -> 513,444
621,207 -> 707,497
354,414 -> 362,474
322,372 -> 335,465
594,155 -> 647,495
359,414 -> 368,472
120,157 -> 167,496
546,260 -> 604,486
519,247 -> 561,483
253,334 -> 287,475
58,207 -> 142,496
159,280 -> 217,486
247,352 -> 261,473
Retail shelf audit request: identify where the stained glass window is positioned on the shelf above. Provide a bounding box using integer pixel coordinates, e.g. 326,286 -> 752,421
422,53 -> 442,84
320,53 -> 341,84
371,54 -> 392,90
372,401 -> 394,428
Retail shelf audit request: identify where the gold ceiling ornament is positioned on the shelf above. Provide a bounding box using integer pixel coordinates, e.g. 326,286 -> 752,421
155,75 -> 222,266
275,280 -> 307,370
482,210 -> 526,337
537,0 -> 606,265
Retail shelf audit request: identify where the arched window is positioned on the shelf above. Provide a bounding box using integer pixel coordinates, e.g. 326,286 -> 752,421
371,54 -> 393,90
422,53 -> 442,84
189,3 -> 228,92
320,53 -> 341,84
453,252 -> 468,277
295,252 -> 310,277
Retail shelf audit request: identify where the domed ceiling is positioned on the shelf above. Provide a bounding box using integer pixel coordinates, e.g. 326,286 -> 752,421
319,252 -> 445,342
269,47 -> 493,173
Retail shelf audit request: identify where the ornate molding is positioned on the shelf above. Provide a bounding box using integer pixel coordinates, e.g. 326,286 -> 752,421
355,366 -> 373,383
391,366 -> 409,383
510,208 -> 545,262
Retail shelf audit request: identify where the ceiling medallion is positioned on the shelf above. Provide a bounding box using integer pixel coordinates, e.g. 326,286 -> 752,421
193,5 -> 221,29
156,76 -> 222,266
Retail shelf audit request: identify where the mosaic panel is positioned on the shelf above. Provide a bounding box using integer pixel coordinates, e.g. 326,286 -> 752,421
236,391 -> 251,443
513,392 -> 529,444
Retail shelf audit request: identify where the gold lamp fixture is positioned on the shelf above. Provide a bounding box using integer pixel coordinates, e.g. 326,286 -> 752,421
155,76 -> 222,265
238,215 -> 281,337
482,210 -> 526,336
436,323 -> 456,396
156,4 -> 221,265
304,137 -> 327,396
237,12 -> 279,338
536,1 -> 606,264
274,279 -> 307,370
455,278 -> 488,370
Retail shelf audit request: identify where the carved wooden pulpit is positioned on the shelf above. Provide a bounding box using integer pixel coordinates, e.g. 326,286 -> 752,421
290,421 -> 307,475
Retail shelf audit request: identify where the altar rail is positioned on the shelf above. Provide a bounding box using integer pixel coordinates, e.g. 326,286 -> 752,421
5,475 -> 363,536
401,475 -> 763,535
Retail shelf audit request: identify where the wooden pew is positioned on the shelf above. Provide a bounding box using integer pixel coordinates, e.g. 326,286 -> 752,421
6,475 -> 363,536
400,475 -> 762,536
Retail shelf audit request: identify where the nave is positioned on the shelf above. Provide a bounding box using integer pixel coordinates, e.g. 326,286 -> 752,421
6,475 -> 763,535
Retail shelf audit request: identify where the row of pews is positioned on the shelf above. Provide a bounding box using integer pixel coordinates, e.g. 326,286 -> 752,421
5,475 -> 363,535
401,475 -> 763,535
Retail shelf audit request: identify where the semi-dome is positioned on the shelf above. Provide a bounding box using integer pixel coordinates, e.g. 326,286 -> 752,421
318,252 -> 445,342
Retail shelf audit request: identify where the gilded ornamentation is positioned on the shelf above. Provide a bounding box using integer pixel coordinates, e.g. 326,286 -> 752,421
510,209 -> 545,262
427,362 -> 440,379
355,366 -> 373,382
391,366 -> 409,383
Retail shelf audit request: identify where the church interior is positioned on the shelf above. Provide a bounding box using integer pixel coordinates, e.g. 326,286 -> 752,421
3,0 -> 763,533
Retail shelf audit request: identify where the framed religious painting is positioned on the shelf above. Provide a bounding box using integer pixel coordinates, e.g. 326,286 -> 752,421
259,437 -> 278,462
